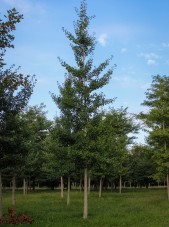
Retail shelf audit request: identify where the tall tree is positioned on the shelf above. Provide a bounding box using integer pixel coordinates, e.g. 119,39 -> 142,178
0,8 -> 35,217
139,75 -> 169,199
52,0 -> 115,218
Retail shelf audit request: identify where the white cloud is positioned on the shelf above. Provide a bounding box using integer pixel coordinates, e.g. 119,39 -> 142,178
121,48 -> 127,53
98,33 -> 108,47
2,0 -> 46,14
2,0 -> 31,13
162,42 -> 169,48
139,52 -> 160,65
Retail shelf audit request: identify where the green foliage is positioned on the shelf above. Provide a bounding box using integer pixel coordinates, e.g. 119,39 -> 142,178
0,8 -> 23,67
129,145 -> 157,187
139,75 -> 169,177
0,7 -> 36,175
52,0 -> 115,168
20,104 -> 52,181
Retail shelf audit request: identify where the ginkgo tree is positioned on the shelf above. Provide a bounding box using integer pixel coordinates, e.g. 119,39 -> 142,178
139,75 -> 169,199
52,0 -> 115,219
0,8 -> 35,217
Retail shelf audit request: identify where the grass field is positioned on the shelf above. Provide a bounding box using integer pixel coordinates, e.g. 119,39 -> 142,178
1,188 -> 169,226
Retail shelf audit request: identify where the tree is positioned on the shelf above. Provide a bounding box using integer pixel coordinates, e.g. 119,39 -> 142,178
97,107 -> 138,193
129,145 -> 156,188
51,0 -> 115,218
0,8 -> 35,217
139,75 -> 169,199
20,104 -> 52,191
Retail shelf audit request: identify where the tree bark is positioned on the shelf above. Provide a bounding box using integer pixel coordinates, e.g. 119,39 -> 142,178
23,178 -> 26,195
83,167 -> 88,219
167,173 -> 169,200
119,175 -> 122,194
12,176 -> 16,206
88,176 -> 91,194
67,176 -> 70,205
80,178 -> 82,192
61,176 -> 64,198
0,173 -> 2,218
99,177 -> 102,198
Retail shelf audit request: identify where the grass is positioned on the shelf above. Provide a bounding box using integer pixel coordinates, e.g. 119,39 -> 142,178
1,188 -> 169,226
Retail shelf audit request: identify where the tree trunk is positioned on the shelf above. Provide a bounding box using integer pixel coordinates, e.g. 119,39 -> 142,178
0,173 -> 2,218
111,179 -> 114,191
99,177 -> 102,198
83,167 -> 88,219
23,178 -> 26,195
88,176 -> 91,194
119,175 -> 122,194
12,176 -> 16,206
167,173 -> 169,200
61,176 -> 64,198
67,176 -> 70,205
129,181 -> 132,188
80,178 -> 82,192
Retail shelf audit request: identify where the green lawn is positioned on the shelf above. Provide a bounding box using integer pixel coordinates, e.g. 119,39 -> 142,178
1,188 -> 169,227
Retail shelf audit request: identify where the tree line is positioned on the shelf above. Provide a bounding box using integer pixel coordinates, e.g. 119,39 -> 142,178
1,0 -> 169,219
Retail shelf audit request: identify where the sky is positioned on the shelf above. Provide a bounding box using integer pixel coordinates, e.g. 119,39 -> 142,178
1,0 -> 169,144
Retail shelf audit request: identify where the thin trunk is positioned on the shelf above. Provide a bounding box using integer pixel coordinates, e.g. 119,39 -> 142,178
119,175 -> 122,194
80,178 -> 82,192
167,174 -> 169,200
99,177 -> 102,198
23,178 -> 26,195
162,121 -> 169,200
61,176 -> 64,198
0,173 -> 2,218
88,176 -> 91,194
83,167 -> 88,219
111,179 -> 114,191
130,181 -> 132,188
67,176 -> 70,205
26,179 -> 28,194
12,176 -> 16,206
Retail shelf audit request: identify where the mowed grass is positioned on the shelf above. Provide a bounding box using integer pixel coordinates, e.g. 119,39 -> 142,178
1,188 -> 169,227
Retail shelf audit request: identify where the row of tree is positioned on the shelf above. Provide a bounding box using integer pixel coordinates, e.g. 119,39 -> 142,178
1,0 -> 169,220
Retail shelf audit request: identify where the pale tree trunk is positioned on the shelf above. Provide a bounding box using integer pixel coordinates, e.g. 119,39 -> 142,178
23,178 -> 26,195
129,181 -> 132,188
83,167 -> 88,219
162,122 -> 169,200
99,177 -> 102,198
67,176 -> 70,205
80,178 -> 82,192
12,176 -> 16,206
88,176 -> 91,194
167,173 -> 169,200
0,173 -> 2,218
61,176 -> 64,198
119,175 -> 122,194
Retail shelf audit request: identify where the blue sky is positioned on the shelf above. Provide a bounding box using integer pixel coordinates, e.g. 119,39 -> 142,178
1,0 -> 169,143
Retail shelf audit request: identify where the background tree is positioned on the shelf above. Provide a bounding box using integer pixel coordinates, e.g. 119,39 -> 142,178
51,0 -> 115,218
139,75 -> 169,199
128,145 -> 156,188
20,104 -> 52,191
97,107 -> 138,193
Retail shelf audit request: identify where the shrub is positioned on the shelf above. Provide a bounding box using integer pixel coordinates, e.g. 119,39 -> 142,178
0,208 -> 33,224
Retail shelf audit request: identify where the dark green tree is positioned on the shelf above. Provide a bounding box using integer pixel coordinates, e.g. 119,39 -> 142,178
139,75 -> 169,199
128,145 -> 156,188
0,8 -> 35,216
97,107 -> 138,193
20,104 -> 52,192
51,0 -> 115,218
